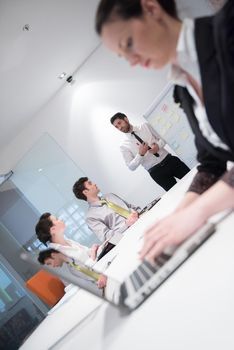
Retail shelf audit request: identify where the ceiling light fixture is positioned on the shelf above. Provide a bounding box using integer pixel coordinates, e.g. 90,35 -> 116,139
66,75 -> 75,85
58,72 -> 67,80
23,24 -> 30,31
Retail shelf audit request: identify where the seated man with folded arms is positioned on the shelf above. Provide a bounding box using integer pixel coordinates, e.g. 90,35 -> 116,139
72,177 -> 140,245
35,212 -> 101,268
38,248 -> 106,293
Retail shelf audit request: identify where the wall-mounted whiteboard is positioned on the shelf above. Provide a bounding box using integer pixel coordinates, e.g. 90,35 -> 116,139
143,83 -> 197,169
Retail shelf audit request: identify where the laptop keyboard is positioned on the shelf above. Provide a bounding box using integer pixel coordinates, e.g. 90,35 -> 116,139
119,253 -> 173,309
119,223 -> 216,310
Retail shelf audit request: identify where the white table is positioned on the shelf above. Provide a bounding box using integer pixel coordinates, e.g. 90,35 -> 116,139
21,169 -> 234,350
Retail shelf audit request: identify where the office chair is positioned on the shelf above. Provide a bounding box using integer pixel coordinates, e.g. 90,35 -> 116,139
25,270 -> 65,307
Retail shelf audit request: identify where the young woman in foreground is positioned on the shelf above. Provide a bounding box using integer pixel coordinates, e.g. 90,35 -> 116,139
95,0 -> 234,263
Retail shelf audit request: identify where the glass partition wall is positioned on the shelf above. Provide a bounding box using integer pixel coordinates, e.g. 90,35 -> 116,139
11,133 -> 99,251
0,133 -> 99,347
0,254 -> 45,349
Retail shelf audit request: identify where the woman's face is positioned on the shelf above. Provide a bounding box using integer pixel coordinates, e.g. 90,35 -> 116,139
101,13 -> 176,70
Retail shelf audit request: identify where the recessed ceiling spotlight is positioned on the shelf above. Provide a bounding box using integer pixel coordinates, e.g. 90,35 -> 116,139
23,24 -> 30,31
66,75 -> 75,85
58,72 -> 67,80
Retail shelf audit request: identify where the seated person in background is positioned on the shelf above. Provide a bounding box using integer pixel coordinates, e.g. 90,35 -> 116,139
35,213 -> 101,267
73,177 -> 140,244
38,248 -> 107,291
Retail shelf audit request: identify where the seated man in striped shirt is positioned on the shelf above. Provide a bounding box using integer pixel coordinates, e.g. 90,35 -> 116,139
73,177 -> 140,245
38,248 -> 106,292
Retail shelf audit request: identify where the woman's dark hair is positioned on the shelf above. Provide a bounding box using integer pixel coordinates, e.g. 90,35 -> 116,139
95,0 -> 178,35
110,112 -> 127,125
38,248 -> 59,264
73,177 -> 88,201
35,212 -> 53,245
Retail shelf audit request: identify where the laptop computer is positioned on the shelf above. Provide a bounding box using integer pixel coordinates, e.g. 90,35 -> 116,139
138,197 -> 161,216
21,219 -> 218,312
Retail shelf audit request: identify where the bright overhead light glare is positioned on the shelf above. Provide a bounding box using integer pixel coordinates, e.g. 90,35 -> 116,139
58,72 -> 67,79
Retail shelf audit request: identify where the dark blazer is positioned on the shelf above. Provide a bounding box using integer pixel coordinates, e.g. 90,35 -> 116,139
173,0 -> 234,191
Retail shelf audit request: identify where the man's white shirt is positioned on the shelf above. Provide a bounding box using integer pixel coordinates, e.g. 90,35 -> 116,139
49,238 -> 94,267
120,123 -> 168,171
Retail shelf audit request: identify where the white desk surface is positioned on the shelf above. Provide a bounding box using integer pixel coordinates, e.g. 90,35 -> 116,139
21,169 -> 234,350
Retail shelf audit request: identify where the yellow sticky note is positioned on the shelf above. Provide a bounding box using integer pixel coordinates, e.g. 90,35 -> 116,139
173,113 -> 181,123
180,131 -> 189,140
161,128 -> 167,136
165,122 -> 172,130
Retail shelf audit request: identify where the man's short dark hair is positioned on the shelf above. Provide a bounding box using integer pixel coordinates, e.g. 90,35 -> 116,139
35,212 -> 53,245
110,112 -> 127,125
73,177 -> 88,201
39,212 -> 51,220
38,248 -> 59,265
95,0 -> 178,35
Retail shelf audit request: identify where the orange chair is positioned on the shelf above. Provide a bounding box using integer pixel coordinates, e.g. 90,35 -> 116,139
25,270 -> 65,307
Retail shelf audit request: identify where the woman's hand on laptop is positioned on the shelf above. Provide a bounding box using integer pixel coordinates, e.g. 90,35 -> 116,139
140,177 -> 234,264
139,206 -> 206,264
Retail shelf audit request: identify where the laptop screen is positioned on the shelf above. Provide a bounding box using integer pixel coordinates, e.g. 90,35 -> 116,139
21,221 -> 216,311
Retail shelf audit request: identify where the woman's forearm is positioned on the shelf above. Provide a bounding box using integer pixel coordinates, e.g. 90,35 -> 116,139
175,191 -> 200,211
188,179 -> 234,221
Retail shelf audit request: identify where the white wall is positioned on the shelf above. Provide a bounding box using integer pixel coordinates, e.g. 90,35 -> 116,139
0,46 -> 170,207
0,0 -> 219,207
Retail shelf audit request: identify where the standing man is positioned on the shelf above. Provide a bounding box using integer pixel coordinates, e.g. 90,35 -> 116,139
110,112 -> 190,191
73,177 -> 140,244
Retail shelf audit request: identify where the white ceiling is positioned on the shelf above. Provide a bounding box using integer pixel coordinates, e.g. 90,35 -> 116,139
0,0 -> 219,152
0,0 -> 100,149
